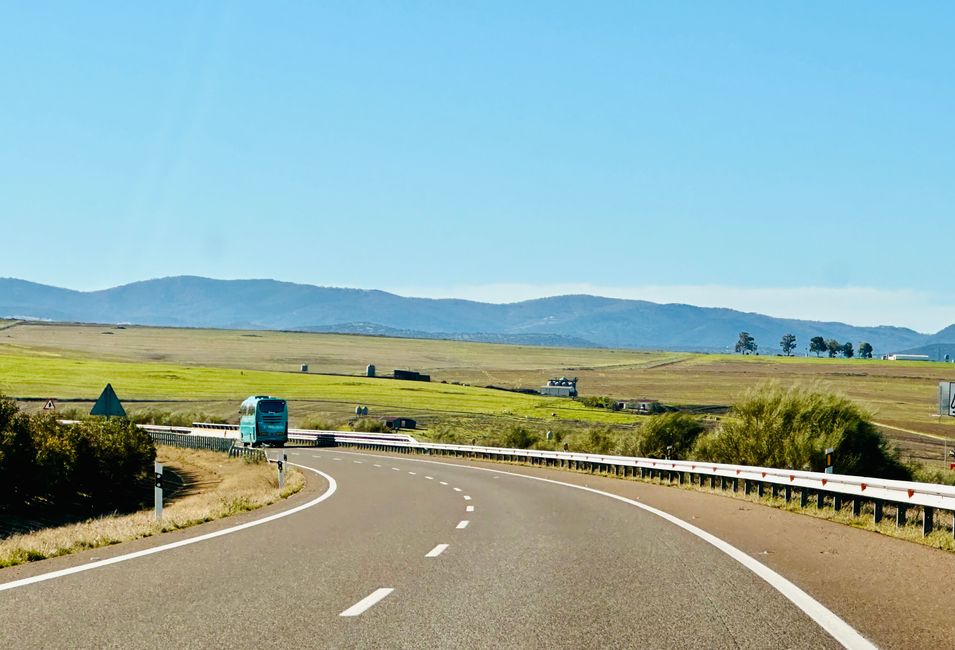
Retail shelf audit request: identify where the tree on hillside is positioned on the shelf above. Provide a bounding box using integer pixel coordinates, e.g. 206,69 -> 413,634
735,331 -> 757,355
780,333 -> 797,356
859,342 -> 873,359
825,339 -> 841,358
842,342 -> 854,358
809,336 -> 827,357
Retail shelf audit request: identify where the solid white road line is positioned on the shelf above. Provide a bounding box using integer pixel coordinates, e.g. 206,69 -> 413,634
0,464 -> 338,593
466,506 -> 475,512
425,544 -> 449,558
340,588 -> 394,617
331,450 -> 875,650
456,520 -> 470,529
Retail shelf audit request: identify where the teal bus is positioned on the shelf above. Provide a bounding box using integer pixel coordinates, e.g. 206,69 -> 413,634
239,395 -> 288,447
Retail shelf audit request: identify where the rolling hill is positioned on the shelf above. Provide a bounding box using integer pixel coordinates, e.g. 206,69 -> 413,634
1,276 -> 950,355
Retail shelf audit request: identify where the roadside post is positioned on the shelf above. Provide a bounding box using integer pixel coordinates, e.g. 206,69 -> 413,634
154,462 -> 163,521
825,447 -> 834,474
277,455 -> 286,490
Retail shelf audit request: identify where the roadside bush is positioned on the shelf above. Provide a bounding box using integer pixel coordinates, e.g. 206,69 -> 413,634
692,383 -> 910,480
0,395 -> 156,511
637,412 -> 705,460
502,425 -> 540,449
129,408 -> 227,427
351,418 -> 390,433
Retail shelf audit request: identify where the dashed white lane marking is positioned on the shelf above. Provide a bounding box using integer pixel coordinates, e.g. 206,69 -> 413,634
340,588 -> 394,617
0,463 -> 338,593
453,487 -> 462,492
332,451 -> 874,650
374,464 -> 382,468
333,458 -> 342,462
408,472 -> 417,475
291,452 -> 301,456
312,455 -> 322,458
456,520 -> 470,529
392,467 -> 401,471
463,496 -> 472,501
425,476 -> 434,480
353,461 -> 363,464
466,505 -> 475,512
425,544 -> 449,558
439,481 -> 448,486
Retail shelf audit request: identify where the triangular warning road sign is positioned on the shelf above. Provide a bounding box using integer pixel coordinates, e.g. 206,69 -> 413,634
90,383 -> 126,417
43,399 -> 56,410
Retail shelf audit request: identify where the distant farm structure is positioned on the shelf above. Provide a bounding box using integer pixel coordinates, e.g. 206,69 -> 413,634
540,377 -> 578,398
394,369 -> 430,382
884,354 -> 931,362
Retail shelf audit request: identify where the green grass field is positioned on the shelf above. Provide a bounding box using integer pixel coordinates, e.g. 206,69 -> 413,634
3,321 -> 955,461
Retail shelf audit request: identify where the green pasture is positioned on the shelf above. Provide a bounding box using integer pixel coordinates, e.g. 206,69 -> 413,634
0,346 -> 638,426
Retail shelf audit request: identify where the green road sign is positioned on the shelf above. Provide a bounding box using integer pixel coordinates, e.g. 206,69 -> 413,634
90,383 -> 126,417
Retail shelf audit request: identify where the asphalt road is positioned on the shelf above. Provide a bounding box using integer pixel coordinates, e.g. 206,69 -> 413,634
0,449 -> 853,649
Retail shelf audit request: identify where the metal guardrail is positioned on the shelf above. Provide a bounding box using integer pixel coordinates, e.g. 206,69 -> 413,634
324,436 -> 955,538
143,428 -> 234,453
147,422 -> 955,537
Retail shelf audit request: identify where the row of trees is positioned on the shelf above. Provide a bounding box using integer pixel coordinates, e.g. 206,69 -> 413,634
0,395 -> 156,511
736,332 -> 874,359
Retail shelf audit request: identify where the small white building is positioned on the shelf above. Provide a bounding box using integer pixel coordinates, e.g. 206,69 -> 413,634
886,354 -> 931,361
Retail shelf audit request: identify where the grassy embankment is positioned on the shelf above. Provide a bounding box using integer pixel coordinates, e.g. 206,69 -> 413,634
0,447 -> 303,568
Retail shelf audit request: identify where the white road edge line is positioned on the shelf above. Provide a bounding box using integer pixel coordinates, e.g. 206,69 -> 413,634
456,520 -> 470,529
340,588 -> 394,617
425,544 -> 449,558
331,449 -> 875,650
0,463 -> 338,593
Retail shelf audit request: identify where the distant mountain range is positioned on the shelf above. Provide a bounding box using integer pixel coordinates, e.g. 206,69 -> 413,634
2,276 -> 953,356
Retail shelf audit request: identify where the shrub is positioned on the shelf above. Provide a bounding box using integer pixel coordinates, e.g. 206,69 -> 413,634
502,425 -> 540,449
692,383 -> 910,480
637,412 -> 705,460
0,395 -> 156,511
351,418 -> 390,433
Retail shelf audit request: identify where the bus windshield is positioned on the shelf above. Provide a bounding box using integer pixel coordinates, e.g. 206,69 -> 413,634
258,400 -> 285,414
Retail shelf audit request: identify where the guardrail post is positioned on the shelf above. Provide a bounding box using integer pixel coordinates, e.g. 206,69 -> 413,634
757,482 -> 765,498
896,505 -> 907,527
816,492 -> 825,509
800,489 -> 809,507
277,457 -> 285,490
719,476 -> 727,490
784,485 -> 792,502
743,479 -> 752,495
833,494 -> 843,511
874,500 -> 884,523
154,462 -> 163,522
852,497 -> 862,517
771,484 -> 779,499
923,507 -> 934,537
732,477 -> 739,492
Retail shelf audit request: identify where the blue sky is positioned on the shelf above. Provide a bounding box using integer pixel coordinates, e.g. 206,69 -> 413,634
2,3 -> 953,331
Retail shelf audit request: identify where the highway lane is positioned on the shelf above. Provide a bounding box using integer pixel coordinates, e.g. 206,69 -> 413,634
0,449 -> 852,649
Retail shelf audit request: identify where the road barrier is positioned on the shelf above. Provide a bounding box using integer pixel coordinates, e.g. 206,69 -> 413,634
140,426 -> 265,462
320,434 -> 955,539
155,422 -> 955,538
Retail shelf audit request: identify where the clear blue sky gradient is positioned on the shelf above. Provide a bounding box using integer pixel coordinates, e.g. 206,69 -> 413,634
2,3 -> 953,329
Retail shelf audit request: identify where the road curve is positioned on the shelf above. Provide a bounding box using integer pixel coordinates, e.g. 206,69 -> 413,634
0,448 -> 866,648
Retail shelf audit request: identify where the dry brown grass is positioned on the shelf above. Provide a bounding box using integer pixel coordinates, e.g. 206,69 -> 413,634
0,446 -> 304,568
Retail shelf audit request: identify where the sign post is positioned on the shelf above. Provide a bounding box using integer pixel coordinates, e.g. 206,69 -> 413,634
277,455 -> 286,490
825,447 -> 835,474
154,462 -> 163,521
